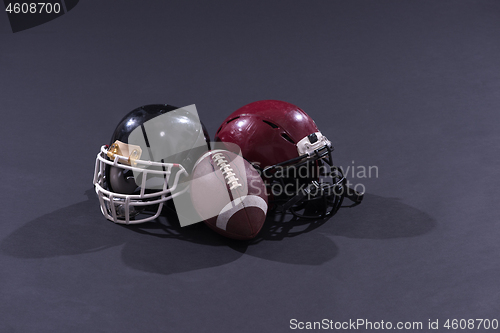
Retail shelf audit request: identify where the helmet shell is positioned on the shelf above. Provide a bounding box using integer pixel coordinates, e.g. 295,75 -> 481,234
107,104 -> 210,194
214,100 -> 319,169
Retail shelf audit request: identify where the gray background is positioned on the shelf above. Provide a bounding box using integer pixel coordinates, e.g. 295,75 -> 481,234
1,0 -> 499,332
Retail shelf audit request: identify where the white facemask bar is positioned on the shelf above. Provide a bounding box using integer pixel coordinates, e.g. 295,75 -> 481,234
93,145 -> 189,224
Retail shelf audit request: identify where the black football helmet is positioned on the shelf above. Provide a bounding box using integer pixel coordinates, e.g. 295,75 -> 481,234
93,104 -> 210,224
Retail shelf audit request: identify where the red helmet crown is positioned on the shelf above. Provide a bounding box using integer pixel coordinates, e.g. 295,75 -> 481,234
215,100 -> 320,169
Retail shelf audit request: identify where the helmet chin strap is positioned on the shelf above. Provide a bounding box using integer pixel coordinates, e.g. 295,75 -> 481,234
279,168 -> 364,219
281,182 -> 324,211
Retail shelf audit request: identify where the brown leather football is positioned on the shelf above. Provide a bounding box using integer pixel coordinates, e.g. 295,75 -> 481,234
190,149 -> 268,240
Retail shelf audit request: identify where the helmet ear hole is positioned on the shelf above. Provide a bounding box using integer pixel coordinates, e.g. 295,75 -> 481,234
226,116 -> 240,124
262,120 -> 279,128
281,133 -> 295,144
108,166 -> 138,194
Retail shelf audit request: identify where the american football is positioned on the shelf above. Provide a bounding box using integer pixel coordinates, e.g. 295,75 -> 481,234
190,149 -> 268,240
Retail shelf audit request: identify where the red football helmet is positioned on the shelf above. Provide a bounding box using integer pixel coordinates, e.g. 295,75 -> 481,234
215,100 -> 362,219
